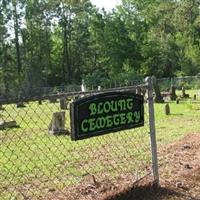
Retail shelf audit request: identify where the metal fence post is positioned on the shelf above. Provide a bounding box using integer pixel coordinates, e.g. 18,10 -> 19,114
145,76 -> 159,186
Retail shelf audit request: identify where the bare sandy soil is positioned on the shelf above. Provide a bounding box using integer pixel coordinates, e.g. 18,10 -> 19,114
45,133 -> 200,200
106,133 -> 200,200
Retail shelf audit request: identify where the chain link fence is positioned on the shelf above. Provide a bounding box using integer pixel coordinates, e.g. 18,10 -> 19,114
157,75 -> 200,91
0,82 -> 157,200
152,75 -> 200,182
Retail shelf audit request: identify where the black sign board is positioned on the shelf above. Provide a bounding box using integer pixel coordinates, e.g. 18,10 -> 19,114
70,92 -> 144,141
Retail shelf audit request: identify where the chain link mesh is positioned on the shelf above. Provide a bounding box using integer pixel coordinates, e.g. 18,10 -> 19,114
154,77 -> 200,175
0,85 -> 153,200
157,76 -> 200,91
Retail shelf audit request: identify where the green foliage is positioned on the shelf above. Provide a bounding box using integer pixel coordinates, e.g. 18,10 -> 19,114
1,0 -> 200,94
84,69 -> 108,88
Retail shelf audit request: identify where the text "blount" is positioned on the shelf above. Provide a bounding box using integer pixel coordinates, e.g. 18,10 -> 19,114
80,99 -> 141,133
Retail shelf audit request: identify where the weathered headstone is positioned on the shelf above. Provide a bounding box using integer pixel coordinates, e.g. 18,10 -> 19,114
48,112 -> 68,135
81,81 -> 87,92
152,76 -> 164,103
0,120 -> 19,130
170,86 -> 177,101
194,94 -> 197,100
97,86 -> 101,91
16,102 -> 26,108
181,87 -> 189,98
81,81 -> 87,98
165,103 -> 170,115
38,99 -> 42,105
60,98 -> 67,110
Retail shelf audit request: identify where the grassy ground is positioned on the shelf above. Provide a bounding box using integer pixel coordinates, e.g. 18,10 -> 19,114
1,89 -> 200,199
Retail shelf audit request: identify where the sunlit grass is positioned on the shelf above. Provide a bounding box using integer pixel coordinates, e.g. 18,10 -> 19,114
1,89 -> 200,199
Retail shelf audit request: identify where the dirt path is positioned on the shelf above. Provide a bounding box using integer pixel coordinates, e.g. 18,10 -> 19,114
106,133 -> 200,200
45,133 -> 200,200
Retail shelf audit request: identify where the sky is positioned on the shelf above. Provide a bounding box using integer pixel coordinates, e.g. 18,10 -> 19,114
90,0 -> 121,11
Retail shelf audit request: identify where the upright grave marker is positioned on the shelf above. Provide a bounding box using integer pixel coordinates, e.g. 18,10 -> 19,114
70,91 -> 144,141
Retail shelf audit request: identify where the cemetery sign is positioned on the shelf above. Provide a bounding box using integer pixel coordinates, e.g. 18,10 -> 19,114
70,92 -> 144,141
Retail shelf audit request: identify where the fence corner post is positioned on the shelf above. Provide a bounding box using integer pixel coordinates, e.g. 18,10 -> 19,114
145,76 -> 159,186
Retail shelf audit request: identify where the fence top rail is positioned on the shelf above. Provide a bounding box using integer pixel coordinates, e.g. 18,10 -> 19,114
157,75 -> 200,81
0,84 -> 147,105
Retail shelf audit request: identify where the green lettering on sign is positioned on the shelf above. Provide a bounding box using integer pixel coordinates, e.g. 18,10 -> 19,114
70,92 -> 144,141
89,103 -> 97,116
81,120 -> 88,133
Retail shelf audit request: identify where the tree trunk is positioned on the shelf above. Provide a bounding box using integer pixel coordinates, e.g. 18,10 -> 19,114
13,2 -> 22,79
45,22 -> 51,86
61,4 -> 72,84
62,24 -> 67,83
67,12 -> 72,84
63,22 -> 72,84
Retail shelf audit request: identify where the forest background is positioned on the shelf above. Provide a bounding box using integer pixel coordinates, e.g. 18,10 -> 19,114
1,0 -> 200,95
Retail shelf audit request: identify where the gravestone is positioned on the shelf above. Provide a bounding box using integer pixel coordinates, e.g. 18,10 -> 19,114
194,94 -> 197,100
60,98 -> 67,110
38,99 -> 42,105
0,120 -> 19,130
17,102 -> 26,108
170,86 -> 177,101
152,76 -> 164,103
81,81 -> 87,92
81,81 -> 87,98
97,86 -> 101,91
48,112 -> 68,135
181,87 -> 189,98
0,104 -> 4,110
165,103 -> 170,115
